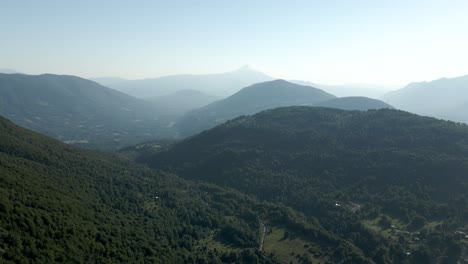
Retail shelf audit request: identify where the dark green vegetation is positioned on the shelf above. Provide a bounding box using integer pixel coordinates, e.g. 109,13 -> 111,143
137,107 -> 468,263
0,115 -> 385,263
314,96 -> 393,111
146,89 -> 218,117
382,74 -> 468,123
176,80 -> 336,137
0,73 -> 173,149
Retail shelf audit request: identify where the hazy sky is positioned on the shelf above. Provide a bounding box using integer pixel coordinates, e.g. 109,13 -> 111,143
2,0 -> 468,85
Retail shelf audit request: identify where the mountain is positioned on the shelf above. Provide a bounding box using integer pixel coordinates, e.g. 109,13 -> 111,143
0,115 -> 379,263
89,76 -> 127,87
314,96 -> 394,110
0,73 -> 172,149
0,69 -> 21,74
176,79 -> 336,136
291,80 -> 398,98
447,102 -> 468,122
93,66 -> 274,98
137,107 -> 468,263
382,74 -> 468,123
146,89 -> 218,117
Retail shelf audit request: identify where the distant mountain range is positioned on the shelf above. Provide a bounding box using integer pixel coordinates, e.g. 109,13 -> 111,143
382,74 -> 468,123
176,79 -> 335,136
0,73 -> 170,149
92,66 -> 274,98
93,68 -> 400,100
290,80 -> 399,98
90,76 -> 127,86
0,73 -> 394,149
176,80 -> 392,137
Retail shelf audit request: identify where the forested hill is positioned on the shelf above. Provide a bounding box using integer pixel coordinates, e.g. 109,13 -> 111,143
138,107 -> 468,263
0,73 -> 171,149
146,107 -> 468,207
0,115 -> 380,263
176,79 -> 336,137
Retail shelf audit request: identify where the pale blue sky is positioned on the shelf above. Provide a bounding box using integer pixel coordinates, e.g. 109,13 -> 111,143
2,0 -> 468,85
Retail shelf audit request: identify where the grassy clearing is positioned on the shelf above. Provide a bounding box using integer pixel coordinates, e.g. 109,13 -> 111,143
194,230 -> 244,253
263,227 -> 328,264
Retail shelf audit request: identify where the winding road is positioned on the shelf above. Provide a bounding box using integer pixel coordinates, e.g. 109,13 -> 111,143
259,222 -> 267,251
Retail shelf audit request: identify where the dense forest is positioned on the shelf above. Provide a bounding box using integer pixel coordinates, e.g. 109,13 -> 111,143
136,107 -> 468,263
0,115 -> 384,263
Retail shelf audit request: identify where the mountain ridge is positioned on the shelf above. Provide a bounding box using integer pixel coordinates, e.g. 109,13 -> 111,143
382,74 -> 468,123
94,66 -> 274,98
175,79 -> 336,136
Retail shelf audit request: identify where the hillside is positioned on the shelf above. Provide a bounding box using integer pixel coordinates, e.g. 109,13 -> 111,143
0,115 -> 383,263
0,69 -> 20,74
0,73 -> 172,149
382,74 -> 468,123
90,76 -> 127,87
314,96 -> 394,110
146,89 -> 218,116
176,80 -> 336,137
94,66 -> 274,98
138,107 -> 468,263
445,103 -> 468,123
